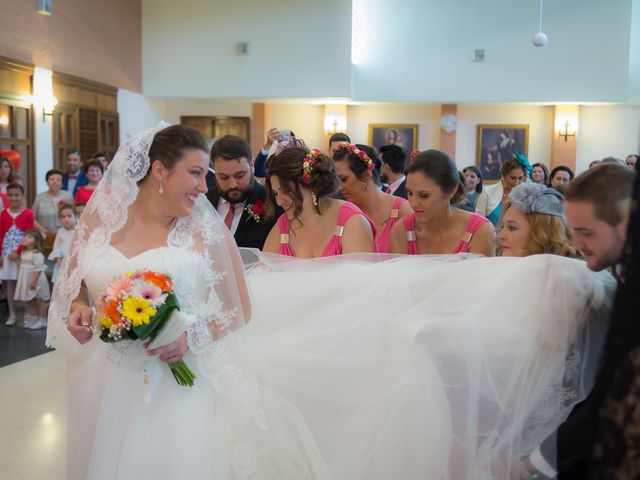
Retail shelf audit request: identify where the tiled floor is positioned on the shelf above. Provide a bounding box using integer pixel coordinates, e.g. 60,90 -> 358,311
0,323 -> 51,368
0,351 -> 66,480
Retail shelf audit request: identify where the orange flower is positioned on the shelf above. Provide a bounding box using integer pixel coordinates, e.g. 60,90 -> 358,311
142,271 -> 173,292
98,300 -> 121,327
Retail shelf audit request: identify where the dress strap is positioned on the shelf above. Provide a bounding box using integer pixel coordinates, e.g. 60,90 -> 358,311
276,214 -> 290,245
402,213 -> 418,255
456,213 -> 489,253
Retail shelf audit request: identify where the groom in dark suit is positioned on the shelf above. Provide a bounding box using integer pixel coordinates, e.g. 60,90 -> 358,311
206,135 -> 277,250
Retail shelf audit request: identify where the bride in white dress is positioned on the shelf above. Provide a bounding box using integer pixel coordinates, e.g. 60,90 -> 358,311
47,125 -> 614,480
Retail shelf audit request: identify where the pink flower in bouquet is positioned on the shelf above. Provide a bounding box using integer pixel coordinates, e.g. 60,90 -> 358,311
135,282 -> 163,305
105,275 -> 134,301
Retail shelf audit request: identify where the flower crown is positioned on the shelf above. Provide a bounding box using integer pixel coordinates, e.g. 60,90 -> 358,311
302,149 -> 322,184
339,144 -> 375,171
509,183 -> 564,217
409,149 -> 420,163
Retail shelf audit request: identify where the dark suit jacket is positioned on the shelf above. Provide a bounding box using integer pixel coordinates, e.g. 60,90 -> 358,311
206,180 -> 278,250
63,171 -> 89,197
392,179 -> 407,199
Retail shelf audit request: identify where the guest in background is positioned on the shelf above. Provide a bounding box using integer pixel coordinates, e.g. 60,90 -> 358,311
0,155 -> 19,195
333,144 -> 411,253
0,184 -> 34,326
253,127 -> 281,179
531,162 -> 550,186
456,166 -> 483,212
589,160 -> 602,169
328,132 -> 351,156
32,169 -> 73,235
550,165 -> 575,189
389,149 -> 495,256
624,154 -> 638,169
207,135 -> 278,250
498,183 -> 575,257
14,229 -> 50,330
476,154 -> 530,226
379,145 -> 407,199
263,143 -> 375,258
74,202 -> 86,217
73,160 -> 103,205
48,204 -> 77,284
93,151 -> 109,170
63,150 -> 88,196
602,156 -> 626,166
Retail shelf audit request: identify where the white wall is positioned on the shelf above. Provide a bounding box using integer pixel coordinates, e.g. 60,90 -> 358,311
456,105 -> 554,169
142,0 -> 352,99
576,105 -> 640,172
117,89 -> 164,143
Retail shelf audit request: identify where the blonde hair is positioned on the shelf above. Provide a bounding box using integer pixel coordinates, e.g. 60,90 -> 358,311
503,201 -> 577,257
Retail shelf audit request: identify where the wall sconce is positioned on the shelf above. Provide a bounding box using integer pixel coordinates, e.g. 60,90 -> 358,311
28,67 -> 58,122
557,117 -> 577,142
0,116 -> 8,127
25,94 -> 58,121
324,115 -> 347,134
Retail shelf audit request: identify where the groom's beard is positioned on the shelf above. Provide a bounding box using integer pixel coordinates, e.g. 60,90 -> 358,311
217,177 -> 254,205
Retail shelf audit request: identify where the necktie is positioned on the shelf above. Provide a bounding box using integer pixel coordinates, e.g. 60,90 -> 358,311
224,203 -> 236,229
385,186 -> 392,194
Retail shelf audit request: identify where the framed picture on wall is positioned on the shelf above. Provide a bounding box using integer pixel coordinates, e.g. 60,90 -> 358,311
476,124 -> 529,182
368,124 -> 418,157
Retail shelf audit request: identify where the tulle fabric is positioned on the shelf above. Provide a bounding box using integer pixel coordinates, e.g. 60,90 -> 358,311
240,252 -> 614,479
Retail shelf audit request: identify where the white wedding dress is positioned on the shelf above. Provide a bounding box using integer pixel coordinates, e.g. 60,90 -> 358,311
61,243 -> 614,480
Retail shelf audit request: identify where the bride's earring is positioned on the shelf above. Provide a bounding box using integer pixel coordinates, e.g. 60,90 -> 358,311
159,177 -> 165,195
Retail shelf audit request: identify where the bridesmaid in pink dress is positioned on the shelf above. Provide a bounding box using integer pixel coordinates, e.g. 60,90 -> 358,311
333,144 -> 412,253
389,149 -> 496,256
262,144 -> 376,258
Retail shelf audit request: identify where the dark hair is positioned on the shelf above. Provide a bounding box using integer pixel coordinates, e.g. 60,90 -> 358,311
147,125 -> 208,175
0,156 -> 16,184
23,229 -> 43,253
7,183 -> 24,195
565,163 -> 635,226
67,150 -> 81,158
45,169 -> 64,182
58,203 -> 76,216
332,144 -> 382,186
265,144 -> 338,220
501,158 -> 526,179
93,152 -> 107,159
379,145 -> 406,174
328,133 -> 351,145
462,165 -> 483,193
83,159 -> 104,175
531,163 -> 550,186
210,135 -> 252,164
550,165 -> 575,182
407,149 -> 465,204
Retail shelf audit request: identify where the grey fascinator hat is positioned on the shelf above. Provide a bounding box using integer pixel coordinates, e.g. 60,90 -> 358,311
509,183 -> 565,217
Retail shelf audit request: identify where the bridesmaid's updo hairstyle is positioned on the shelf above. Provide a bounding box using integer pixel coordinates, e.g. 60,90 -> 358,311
265,141 -> 338,219
407,149 -> 466,204
146,125 -> 208,176
332,143 -> 382,186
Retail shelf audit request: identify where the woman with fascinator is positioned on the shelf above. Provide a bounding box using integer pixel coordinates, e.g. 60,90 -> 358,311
498,182 -> 577,257
49,126 -> 615,479
476,152 -> 531,226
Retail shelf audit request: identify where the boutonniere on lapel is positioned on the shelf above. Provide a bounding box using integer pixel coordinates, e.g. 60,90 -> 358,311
244,200 -> 265,223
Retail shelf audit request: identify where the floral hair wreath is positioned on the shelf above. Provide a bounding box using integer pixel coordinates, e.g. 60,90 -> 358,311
339,144 -> 375,171
409,149 -> 420,163
302,149 -> 322,185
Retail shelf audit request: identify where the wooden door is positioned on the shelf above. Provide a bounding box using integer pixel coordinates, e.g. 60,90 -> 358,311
53,105 -> 77,171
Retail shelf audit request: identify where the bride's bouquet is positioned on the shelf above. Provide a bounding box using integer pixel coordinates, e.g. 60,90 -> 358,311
97,270 -> 196,387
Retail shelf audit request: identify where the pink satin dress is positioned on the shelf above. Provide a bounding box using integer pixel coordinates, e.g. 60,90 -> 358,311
277,202 -> 376,258
375,196 -> 408,253
402,212 -> 488,255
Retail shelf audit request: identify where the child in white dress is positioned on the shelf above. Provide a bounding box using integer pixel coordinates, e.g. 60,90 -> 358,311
15,229 -> 50,329
48,204 -> 77,283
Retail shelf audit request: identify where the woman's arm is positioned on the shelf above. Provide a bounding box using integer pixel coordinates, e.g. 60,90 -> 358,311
388,220 -> 408,254
68,282 -> 94,344
397,200 -> 413,220
468,221 -> 496,257
262,223 -> 281,254
341,214 -> 375,254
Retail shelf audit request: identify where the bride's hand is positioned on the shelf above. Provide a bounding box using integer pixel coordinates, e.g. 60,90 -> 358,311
146,332 -> 188,364
67,305 -> 94,344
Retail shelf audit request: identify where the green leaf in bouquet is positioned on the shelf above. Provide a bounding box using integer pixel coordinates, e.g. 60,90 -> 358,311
132,293 -> 181,341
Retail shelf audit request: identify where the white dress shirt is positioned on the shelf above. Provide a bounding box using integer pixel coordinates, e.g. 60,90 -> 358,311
217,198 -> 245,235
389,175 -> 406,195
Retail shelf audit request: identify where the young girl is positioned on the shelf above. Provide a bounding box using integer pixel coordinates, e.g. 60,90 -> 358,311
48,204 -> 77,283
0,184 -> 34,326
15,229 -> 50,329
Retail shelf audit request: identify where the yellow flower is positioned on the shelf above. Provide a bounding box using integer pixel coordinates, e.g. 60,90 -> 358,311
121,296 -> 157,327
99,315 -> 114,329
